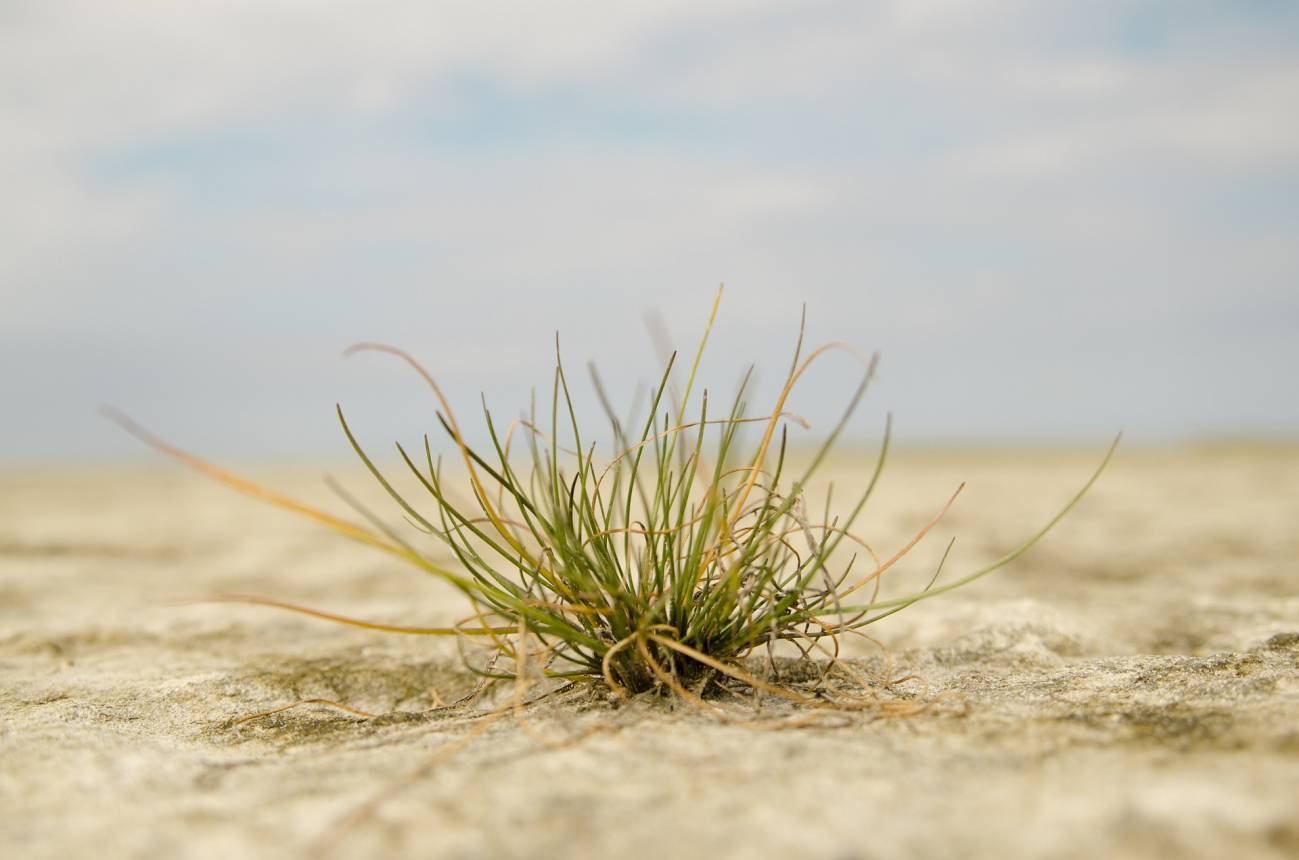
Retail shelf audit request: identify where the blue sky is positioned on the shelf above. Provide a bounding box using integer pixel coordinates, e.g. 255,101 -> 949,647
2,1 -> 1297,464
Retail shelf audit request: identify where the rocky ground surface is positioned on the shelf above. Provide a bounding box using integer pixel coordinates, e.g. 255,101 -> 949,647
2,444 -> 1297,859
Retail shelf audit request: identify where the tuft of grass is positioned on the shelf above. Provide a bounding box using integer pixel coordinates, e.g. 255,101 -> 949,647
108,288 -> 1117,710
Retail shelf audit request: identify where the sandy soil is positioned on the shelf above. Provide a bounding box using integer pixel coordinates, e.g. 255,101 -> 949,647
2,445 -> 1298,859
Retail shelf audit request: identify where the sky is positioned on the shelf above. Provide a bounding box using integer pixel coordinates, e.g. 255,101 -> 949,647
3,1 -> 1297,465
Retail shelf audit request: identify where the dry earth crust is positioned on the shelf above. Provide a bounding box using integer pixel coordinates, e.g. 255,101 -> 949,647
2,445 -> 1298,859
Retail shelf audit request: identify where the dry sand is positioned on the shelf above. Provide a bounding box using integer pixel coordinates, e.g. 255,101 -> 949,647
2,445 -> 1297,859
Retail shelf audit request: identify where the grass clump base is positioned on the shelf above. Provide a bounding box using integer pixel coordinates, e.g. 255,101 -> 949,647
108,287 -> 1116,719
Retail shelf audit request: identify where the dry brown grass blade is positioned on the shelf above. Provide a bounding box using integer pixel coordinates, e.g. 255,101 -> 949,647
836,481 -> 965,601
725,344 -> 877,534
342,342 -> 537,566
635,633 -> 847,729
101,406 -> 401,556
232,698 -> 381,727
648,633 -> 817,707
186,593 -> 509,635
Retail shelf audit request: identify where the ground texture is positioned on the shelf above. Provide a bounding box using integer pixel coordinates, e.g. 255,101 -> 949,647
3,446 -> 1298,859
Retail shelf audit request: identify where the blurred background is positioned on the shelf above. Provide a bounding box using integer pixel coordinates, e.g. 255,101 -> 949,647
3,1 -> 1296,466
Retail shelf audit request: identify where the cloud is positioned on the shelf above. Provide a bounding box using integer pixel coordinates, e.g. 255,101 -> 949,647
2,1 -> 1297,461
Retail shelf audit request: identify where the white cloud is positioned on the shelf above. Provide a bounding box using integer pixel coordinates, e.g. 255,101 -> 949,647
1,1 -> 785,151
2,1 -> 1297,459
